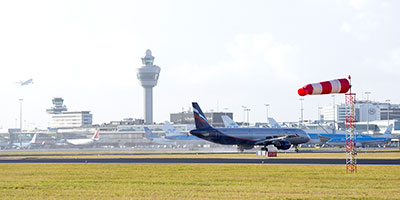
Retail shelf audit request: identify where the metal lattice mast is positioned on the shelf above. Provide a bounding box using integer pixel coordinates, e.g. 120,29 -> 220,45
345,76 -> 357,173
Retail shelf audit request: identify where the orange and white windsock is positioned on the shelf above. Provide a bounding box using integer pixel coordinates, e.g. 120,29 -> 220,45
298,78 -> 350,96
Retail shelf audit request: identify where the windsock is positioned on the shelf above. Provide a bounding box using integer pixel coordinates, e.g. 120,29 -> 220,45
298,78 -> 350,96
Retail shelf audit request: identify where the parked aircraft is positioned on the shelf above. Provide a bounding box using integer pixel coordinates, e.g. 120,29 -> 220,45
13,134 -> 37,149
190,102 -> 310,152
162,121 -> 202,142
66,130 -> 99,145
17,78 -> 33,86
326,124 -> 393,147
144,127 -> 176,145
268,118 -> 282,128
221,115 -> 239,128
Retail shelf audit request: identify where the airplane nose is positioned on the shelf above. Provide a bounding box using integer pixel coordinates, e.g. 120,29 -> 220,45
301,130 -> 310,143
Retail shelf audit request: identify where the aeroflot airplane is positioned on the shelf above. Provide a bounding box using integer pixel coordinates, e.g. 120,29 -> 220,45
190,102 -> 310,152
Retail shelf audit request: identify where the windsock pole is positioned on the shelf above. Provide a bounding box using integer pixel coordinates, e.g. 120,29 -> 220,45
298,76 -> 357,173
345,75 -> 357,173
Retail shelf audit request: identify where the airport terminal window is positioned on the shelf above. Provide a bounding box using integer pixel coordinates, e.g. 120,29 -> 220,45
395,121 -> 400,130
138,73 -> 157,80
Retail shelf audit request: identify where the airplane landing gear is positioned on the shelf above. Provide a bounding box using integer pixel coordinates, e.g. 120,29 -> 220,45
294,145 -> 299,153
261,146 -> 268,152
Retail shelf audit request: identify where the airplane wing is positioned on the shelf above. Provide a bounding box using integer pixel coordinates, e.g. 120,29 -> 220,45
255,134 -> 298,145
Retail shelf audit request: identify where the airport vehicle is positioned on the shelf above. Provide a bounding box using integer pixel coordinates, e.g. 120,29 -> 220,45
12,134 -> 37,149
144,127 -> 176,145
66,130 -> 100,145
326,124 -> 393,147
190,102 -> 310,152
221,115 -> 239,128
17,78 -> 33,86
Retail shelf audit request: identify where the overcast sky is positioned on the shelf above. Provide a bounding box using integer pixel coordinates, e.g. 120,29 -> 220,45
0,0 -> 399,129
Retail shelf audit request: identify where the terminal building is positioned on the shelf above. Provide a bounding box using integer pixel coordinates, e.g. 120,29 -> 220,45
50,111 -> 93,129
322,100 -> 400,134
46,97 -> 93,129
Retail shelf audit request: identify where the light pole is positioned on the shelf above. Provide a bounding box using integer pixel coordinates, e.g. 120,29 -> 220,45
318,107 -> 322,123
264,104 -> 270,121
241,105 -> 246,127
19,99 -> 23,131
386,99 -> 390,126
365,92 -> 371,133
244,108 -> 251,127
299,98 -> 304,124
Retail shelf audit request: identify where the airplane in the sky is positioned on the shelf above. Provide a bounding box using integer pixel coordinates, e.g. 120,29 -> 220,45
66,130 -> 100,145
190,102 -> 310,152
17,78 -> 33,86
144,127 -> 176,145
326,124 -> 394,147
13,134 -> 37,149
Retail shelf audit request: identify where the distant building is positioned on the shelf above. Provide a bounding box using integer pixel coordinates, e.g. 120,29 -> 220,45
322,100 -> 400,123
51,111 -> 92,128
46,97 -> 68,114
170,111 -> 233,127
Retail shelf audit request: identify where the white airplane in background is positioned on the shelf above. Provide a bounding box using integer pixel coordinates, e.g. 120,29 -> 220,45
66,130 -> 100,145
17,78 -> 33,86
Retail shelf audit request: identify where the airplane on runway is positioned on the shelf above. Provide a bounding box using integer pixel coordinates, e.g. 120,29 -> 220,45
13,133 -> 37,149
326,124 -> 394,147
189,102 -> 310,152
144,127 -> 176,145
66,130 -> 100,145
17,78 -> 33,86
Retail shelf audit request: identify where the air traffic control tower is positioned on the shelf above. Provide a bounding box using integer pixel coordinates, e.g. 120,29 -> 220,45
137,49 -> 161,124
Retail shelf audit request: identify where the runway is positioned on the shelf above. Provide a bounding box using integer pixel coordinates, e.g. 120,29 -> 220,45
0,158 -> 398,165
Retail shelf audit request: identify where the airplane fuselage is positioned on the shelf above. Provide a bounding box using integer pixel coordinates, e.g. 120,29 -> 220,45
66,139 -> 95,145
190,127 -> 310,146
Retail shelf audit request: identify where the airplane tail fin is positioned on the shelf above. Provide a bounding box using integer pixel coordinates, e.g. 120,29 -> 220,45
30,134 -> 37,144
384,124 -> 393,135
268,117 -> 281,128
91,130 -> 100,140
192,102 -> 212,129
221,115 -> 239,128
144,127 -> 158,139
163,121 -> 177,136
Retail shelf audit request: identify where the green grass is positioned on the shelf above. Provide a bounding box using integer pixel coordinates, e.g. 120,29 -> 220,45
0,164 -> 398,199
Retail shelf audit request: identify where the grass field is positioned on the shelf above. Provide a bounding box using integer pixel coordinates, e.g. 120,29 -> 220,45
0,164 -> 399,199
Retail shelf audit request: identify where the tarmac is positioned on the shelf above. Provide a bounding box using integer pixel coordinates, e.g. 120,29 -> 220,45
0,157 -> 398,165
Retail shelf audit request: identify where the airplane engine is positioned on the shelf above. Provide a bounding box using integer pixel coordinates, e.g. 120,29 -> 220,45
273,140 -> 291,150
